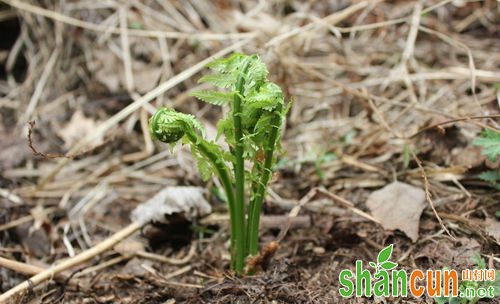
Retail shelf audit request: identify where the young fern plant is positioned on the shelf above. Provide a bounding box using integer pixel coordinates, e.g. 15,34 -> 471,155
149,53 -> 287,275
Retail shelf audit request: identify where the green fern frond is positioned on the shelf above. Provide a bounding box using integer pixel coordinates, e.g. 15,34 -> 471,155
190,139 -> 229,181
206,53 -> 246,73
241,107 -> 262,131
479,170 -> 500,183
216,116 -> 234,143
254,111 -> 283,147
245,82 -> 283,110
192,148 -> 214,181
191,90 -> 234,106
253,112 -> 275,134
473,129 -> 500,162
245,56 -> 268,85
241,56 -> 268,92
478,170 -> 500,190
183,113 -> 206,137
198,73 -> 236,89
473,129 -> 500,190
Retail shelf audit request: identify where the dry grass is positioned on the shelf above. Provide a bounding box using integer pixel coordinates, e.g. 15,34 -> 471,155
0,0 -> 499,303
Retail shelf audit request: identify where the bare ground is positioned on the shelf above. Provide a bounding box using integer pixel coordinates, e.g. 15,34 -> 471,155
0,0 -> 499,303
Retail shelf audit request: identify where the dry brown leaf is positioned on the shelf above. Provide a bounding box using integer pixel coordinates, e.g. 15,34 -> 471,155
92,50 -> 162,93
485,218 -> 500,243
416,237 -> 481,266
131,60 -> 162,93
93,50 -> 120,92
131,186 -> 212,226
451,145 -> 485,168
114,239 -> 145,257
366,181 -> 426,242
12,205 -> 54,258
0,130 -> 32,170
14,222 -> 51,258
57,110 -> 102,149
120,258 -> 150,277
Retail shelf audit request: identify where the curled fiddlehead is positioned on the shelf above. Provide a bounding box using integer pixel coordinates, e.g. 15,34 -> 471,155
149,107 -> 204,144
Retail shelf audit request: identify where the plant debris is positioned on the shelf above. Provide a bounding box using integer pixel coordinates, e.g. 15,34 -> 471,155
0,0 -> 498,302
131,186 -> 212,226
366,181 -> 426,242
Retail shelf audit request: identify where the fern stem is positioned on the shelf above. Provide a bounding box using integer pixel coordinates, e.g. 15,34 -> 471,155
245,162 -> 259,255
247,105 -> 282,256
232,59 -> 251,274
184,132 -> 238,269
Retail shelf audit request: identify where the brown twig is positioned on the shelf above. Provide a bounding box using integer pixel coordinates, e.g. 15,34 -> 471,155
136,241 -> 196,265
410,150 -> 456,240
27,121 -> 69,159
27,121 -> 112,160
0,256 -> 45,277
407,114 -> 500,139
0,207 -> 58,232
275,187 -> 319,244
0,222 -> 141,303
274,187 -> 381,245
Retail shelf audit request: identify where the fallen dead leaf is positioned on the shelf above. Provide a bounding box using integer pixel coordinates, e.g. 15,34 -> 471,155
131,60 -> 163,93
131,186 -> 212,226
485,218 -> 500,243
114,239 -> 145,257
0,129 -> 32,170
14,222 -> 51,258
416,237 -> 481,266
57,110 -> 103,149
366,181 -> 426,242
120,257 -> 150,277
451,145 -> 485,168
91,50 -> 162,93
93,50 -> 120,92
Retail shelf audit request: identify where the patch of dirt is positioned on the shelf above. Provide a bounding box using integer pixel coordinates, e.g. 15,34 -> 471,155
0,0 -> 499,303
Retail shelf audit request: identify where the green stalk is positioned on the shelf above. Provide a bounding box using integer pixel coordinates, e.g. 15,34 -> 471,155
232,59 -> 251,273
184,132 -> 238,270
245,161 -> 260,255
247,105 -> 282,256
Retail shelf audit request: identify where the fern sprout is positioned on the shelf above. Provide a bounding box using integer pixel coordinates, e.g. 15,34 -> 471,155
149,107 -> 203,143
149,53 -> 288,275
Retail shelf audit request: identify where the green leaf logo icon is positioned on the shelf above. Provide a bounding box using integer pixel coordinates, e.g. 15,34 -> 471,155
380,261 -> 398,270
371,244 -> 398,275
377,244 -> 393,264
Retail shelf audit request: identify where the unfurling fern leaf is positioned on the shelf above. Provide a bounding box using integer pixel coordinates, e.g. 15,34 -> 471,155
149,107 -> 205,143
206,53 -> 246,73
246,82 -> 283,110
150,53 -> 288,275
198,73 -> 236,89
190,90 -> 234,106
